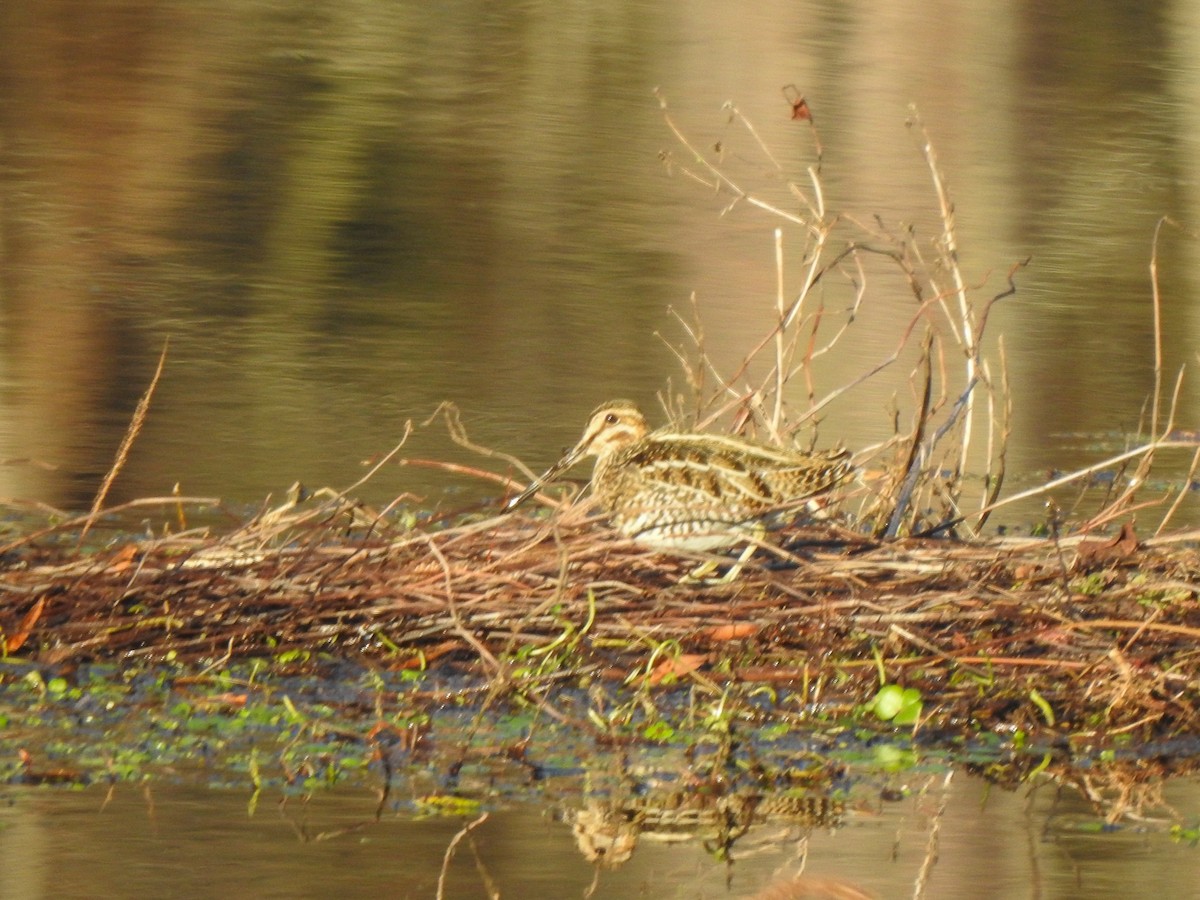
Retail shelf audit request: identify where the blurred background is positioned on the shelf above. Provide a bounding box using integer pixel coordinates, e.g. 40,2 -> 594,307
2,0 -> 1200,523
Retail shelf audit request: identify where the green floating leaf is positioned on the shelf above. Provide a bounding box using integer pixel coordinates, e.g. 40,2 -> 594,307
873,743 -> 919,773
868,684 -> 923,725
871,684 -> 904,720
642,720 -> 675,743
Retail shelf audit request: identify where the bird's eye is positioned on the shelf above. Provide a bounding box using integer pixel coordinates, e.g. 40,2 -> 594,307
604,413 -> 618,424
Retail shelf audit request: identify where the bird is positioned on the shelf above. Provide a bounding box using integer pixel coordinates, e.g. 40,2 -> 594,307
506,400 -> 852,575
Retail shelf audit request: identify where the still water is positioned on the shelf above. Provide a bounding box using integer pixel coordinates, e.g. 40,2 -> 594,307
3,774 -> 1200,899
4,2 -> 1200,897
3,1 -> 1200,516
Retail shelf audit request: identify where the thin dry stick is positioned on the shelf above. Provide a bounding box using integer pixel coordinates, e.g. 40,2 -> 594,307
657,297 -> 707,417
660,296 -> 736,421
231,427 -> 419,549
798,156 -> 827,221
706,237 -> 862,426
426,401 -> 538,482
794,292 -> 946,434
909,108 -> 977,496
878,335 -> 934,534
80,340 -> 170,543
722,100 -> 783,172
345,421 -> 414,494
1132,217 -> 1188,520
772,227 -> 787,431
0,495 -> 224,557
788,250 -> 865,367
970,261 -> 1024,521
973,439 -> 1198,524
750,242 -> 858,371
422,530 -> 504,676
975,337 -> 1011,531
1148,217 -> 1175,437
1083,366 -> 1187,531
912,771 -> 953,900
888,377 -> 977,538
436,811 -> 490,900
655,89 -> 807,226
464,826 -> 502,899
760,215 -> 842,431
1155,443 -> 1200,536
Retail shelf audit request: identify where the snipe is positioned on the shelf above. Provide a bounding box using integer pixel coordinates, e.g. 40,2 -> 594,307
506,400 -> 852,565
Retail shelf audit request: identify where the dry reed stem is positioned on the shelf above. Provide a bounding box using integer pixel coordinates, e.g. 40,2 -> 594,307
909,109 -> 976,482
1148,216 -> 1174,438
655,91 -> 1002,536
436,811 -> 491,900
773,227 -> 787,432
80,339 -> 170,542
655,90 -> 807,227
1156,443 -> 1200,536
912,771 -> 953,900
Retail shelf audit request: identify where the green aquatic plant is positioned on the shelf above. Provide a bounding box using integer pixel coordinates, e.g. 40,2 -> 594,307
866,683 -> 924,727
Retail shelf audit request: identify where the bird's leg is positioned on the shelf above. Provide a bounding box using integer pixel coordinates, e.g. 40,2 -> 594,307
679,557 -> 724,585
679,526 -> 765,586
719,539 -> 761,583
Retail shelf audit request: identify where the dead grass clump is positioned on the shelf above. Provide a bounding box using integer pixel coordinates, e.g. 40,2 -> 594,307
3,486 -> 1200,743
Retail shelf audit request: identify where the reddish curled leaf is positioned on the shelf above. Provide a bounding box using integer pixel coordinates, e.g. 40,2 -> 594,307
198,692 -> 249,709
647,653 -> 708,686
705,623 -> 760,642
107,543 -> 139,573
1077,522 -> 1140,567
392,640 -> 459,671
782,84 -> 814,121
4,596 -> 45,654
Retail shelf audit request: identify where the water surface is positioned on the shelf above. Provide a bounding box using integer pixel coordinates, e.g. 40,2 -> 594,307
3,772 -> 1198,899
3,1 -> 1200,520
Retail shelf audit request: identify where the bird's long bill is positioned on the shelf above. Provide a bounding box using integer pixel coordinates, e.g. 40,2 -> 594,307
502,445 -> 586,512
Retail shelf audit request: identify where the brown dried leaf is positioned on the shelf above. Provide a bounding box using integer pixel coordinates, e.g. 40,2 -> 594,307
3,596 -> 45,654
107,543 -> 139,573
705,623 -> 760,641
1077,522 -> 1140,567
648,653 -> 708,685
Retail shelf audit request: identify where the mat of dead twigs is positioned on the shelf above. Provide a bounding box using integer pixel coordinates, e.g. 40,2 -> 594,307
3,492 -> 1200,741
7,101 -> 1197,744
